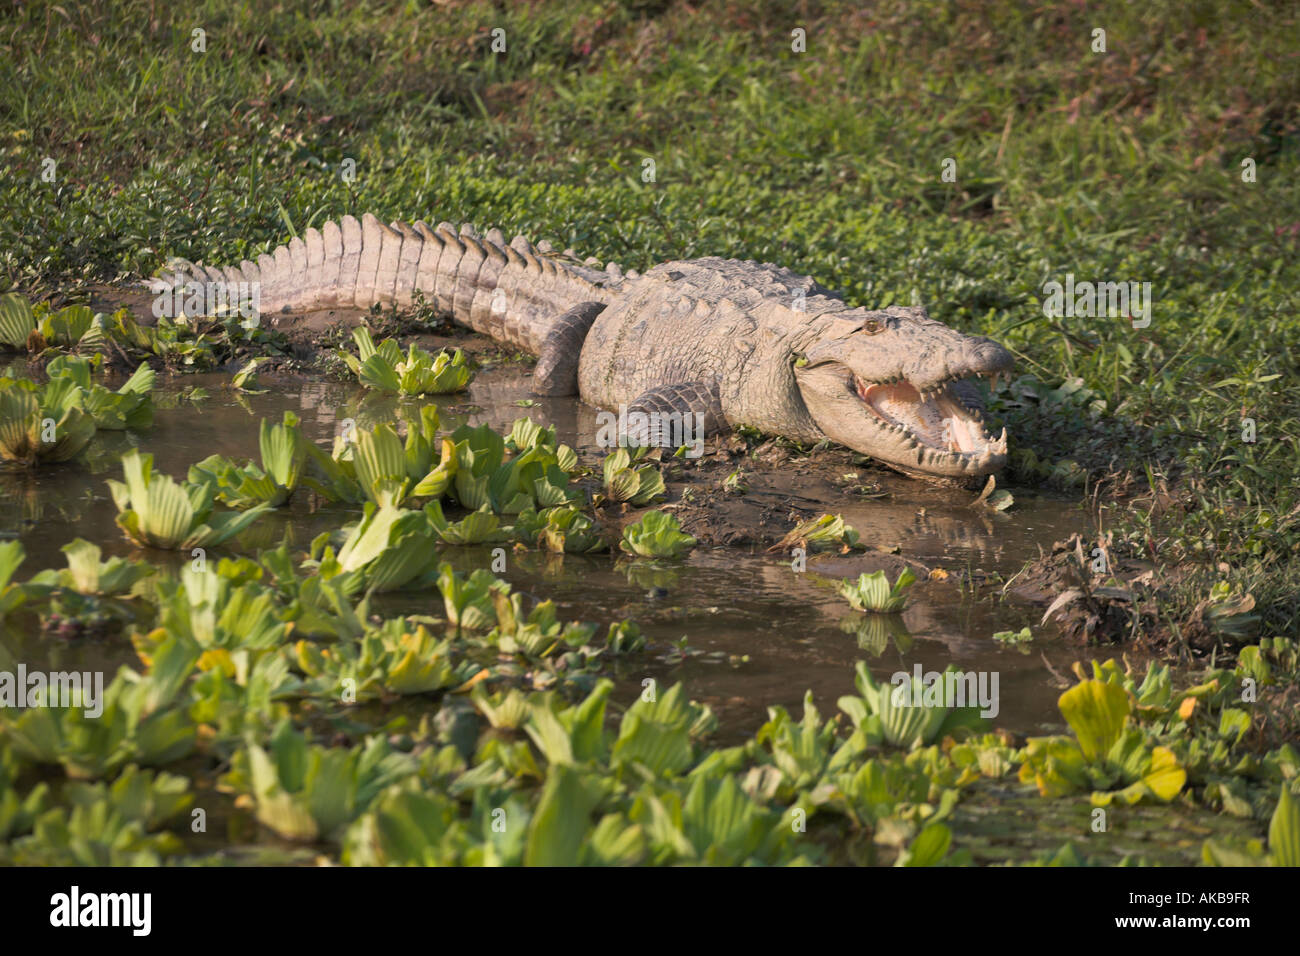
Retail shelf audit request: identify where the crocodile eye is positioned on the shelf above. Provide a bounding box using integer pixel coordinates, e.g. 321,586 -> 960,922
861,319 -> 885,335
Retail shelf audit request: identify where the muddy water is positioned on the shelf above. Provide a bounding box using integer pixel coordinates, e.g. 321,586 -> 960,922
1,363 -> 1104,748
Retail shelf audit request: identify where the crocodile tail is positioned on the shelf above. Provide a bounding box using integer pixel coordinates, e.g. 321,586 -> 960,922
143,214 -> 629,353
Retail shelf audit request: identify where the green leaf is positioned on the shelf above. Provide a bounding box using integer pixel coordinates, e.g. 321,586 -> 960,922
1058,680 -> 1131,763
1269,786 -> 1300,867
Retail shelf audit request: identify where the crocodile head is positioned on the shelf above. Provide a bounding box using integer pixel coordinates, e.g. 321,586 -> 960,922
792,307 -> 1013,480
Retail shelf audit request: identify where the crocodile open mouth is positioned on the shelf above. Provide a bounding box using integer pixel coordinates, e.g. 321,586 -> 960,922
852,374 -> 1007,466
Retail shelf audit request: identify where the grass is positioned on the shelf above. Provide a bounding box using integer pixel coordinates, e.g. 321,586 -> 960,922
1,0 -> 1297,635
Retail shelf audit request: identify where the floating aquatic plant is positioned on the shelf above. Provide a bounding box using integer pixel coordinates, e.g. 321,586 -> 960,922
45,354 -> 154,431
514,505 -> 607,553
293,624 -> 477,701
316,405 -> 447,506
1017,678 -> 1187,805
0,294 -> 106,352
993,629 -> 1034,650
0,374 -> 96,465
0,744 -> 49,841
0,293 -> 37,349
620,511 -> 697,558
0,800 -> 183,866
21,538 -> 153,637
0,541 -> 28,619
839,568 -> 917,613
310,503 -> 440,594
489,591 -> 597,659
601,446 -> 666,506
189,410 -> 308,509
1,641 -> 198,779
219,720 -> 417,842
448,419 -> 577,514
437,563 -> 511,631
108,449 -> 272,549
1203,785 -> 1300,866
771,513 -> 862,553
342,327 -> 474,395
838,661 -> 987,749
426,500 -> 510,545
133,564 -> 289,662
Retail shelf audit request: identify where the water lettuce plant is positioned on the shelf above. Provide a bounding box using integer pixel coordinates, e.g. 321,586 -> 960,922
437,563 -> 511,631
21,539 -> 154,634
341,327 -> 474,395
0,745 -> 49,841
293,624 -> 478,701
62,764 -> 194,833
1017,678 -> 1187,805
109,449 -> 272,549
133,564 -> 289,665
0,294 -> 106,352
772,513 -> 862,553
425,501 -> 509,545
838,661 -> 987,749
189,410 -> 307,508
0,541 -> 28,619
45,354 -> 154,431
601,446 -> 666,506
993,627 -> 1034,645
0,799 -> 184,866
219,720 -> 417,841
488,591 -> 597,659
620,511 -> 697,558
447,419 -> 578,514
309,502 -> 440,593
1202,785 -> 1300,866
839,568 -> 918,613
0,373 -> 96,465
315,405 -> 454,507
0,293 -> 37,349
514,505 -> 607,553
0,641 -> 198,779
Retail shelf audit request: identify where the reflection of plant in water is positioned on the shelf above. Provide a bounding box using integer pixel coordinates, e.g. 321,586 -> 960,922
618,557 -> 682,591
992,627 -> 1034,653
21,538 -> 154,639
840,613 -> 912,657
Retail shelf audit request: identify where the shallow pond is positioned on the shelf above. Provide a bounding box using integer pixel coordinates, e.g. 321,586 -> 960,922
1,362 -> 1251,863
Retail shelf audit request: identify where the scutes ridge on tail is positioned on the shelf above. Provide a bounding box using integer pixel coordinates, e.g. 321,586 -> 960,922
146,212 -> 635,354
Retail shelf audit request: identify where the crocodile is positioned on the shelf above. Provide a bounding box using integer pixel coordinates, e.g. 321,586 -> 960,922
149,213 -> 1013,480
